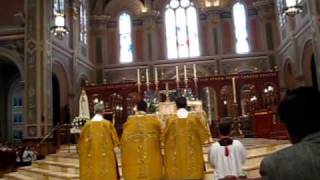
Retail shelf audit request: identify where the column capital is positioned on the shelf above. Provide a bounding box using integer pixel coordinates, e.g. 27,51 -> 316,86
136,10 -> 160,19
203,6 -> 226,26
71,0 -> 80,20
90,15 -> 111,31
137,11 -> 160,33
253,0 -> 275,22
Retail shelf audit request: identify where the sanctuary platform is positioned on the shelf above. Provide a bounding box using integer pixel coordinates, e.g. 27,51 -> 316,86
3,138 -> 290,180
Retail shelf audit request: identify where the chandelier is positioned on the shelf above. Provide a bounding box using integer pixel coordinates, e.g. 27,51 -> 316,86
50,1 -> 69,39
283,0 -> 303,17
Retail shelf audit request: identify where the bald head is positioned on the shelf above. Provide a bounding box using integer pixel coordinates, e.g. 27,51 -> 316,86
94,103 -> 105,114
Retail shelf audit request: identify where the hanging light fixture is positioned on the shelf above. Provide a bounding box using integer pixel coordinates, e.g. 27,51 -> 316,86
283,0 -> 303,17
50,0 -> 69,39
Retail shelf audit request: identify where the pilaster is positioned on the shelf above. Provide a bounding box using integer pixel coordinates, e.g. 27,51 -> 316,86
138,10 -> 159,62
24,0 -> 51,138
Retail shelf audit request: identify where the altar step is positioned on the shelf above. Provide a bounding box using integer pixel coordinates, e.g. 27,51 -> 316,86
4,166 -> 78,180
4,139 -> 290,180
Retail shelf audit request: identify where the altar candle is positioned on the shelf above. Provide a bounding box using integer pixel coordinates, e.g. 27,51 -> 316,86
155,67 -> 158,83
176,66 -> 179,81
146,68 -> 149,84
232,77 -> 237,103
137,69 -> 141,84
184,65 -> 187,81
193,64 -> 197,79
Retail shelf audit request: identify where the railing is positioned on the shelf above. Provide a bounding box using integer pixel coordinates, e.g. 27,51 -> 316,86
37,123 -> 73,155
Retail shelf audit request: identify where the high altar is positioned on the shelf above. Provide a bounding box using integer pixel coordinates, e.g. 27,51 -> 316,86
83,70 -> 287,139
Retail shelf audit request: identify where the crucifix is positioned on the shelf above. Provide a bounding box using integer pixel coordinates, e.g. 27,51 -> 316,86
159,83 -> 176,102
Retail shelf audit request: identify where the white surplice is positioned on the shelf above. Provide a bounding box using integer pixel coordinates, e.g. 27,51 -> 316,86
208,139 -> 247,180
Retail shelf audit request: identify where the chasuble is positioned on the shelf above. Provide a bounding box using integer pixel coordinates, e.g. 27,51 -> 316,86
79,120 -> 119,180
121,113 -> 163,180
163,112 -> 210,180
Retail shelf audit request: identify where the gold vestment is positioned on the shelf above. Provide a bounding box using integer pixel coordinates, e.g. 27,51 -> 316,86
79,120 -> 119,180
121,114 -> 163,180
163,112 -> 210,180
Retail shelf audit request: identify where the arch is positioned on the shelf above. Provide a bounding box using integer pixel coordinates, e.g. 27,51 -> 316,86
6,77 -> 23,141
76,73 -> 89,88
104,0 -> 145,17
239,84 -> 257,116
0,47 -> 24,80
282,58 -> 297,90
153,0 -> 204,12
52,62 -> 70,110
200,86 -> 218,123
300,39 -> 314,86
236,66 -> 256,74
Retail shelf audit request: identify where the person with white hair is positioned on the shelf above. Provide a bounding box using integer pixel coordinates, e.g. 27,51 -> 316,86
78,103 -> 119,180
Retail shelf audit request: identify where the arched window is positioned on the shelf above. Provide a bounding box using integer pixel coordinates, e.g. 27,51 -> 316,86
53,0 -> 64,15
233,2 -> 250,54
164,0 -> 200,59
80,0 -> 88,45
119,13 -> 133,63
286,0 -> 301,7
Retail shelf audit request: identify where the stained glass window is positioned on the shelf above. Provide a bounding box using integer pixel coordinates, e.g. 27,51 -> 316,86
80,0 -> 88,45
277,0 -> 286,27
233,2 -> 250,54
119,13 -> 133,63
165,0 -> 200,59
53,0 -> 64,14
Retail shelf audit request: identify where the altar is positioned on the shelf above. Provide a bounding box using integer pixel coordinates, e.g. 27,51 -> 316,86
82,69 -> 285,138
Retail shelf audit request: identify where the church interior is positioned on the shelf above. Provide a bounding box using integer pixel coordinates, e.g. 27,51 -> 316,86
0,0 -> 319,179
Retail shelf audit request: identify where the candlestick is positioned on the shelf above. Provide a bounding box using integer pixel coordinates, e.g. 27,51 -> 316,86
146,68 -> 149,84
184,65 -> 187,81
176,66 -> 179,82
232,77 -> 237,103
137,69 -> 141,84
193,64 -> 197,79
155,67 -> 158,83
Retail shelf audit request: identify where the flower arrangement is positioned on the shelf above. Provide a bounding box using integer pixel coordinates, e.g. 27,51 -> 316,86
144,90 -> 159,114
72,116 -> 89,129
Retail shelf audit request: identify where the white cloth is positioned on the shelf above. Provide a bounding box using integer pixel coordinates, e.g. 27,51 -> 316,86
22,150 -> 36,162
177,108 -> 189,119
79,90 -> 90,118
208,140 -> 246,180
92,114 -> 104,122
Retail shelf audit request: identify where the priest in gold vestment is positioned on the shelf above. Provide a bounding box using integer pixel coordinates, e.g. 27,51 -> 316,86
121,101 -> 163,180
163,97 -> 210,180
79,104 -> 119,180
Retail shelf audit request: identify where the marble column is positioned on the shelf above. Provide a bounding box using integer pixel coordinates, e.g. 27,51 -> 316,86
254,0 -> 276,51
139,10 -> 159,62
204,6 -> 224,55
25,0 -> 51,138
90,15 -> 110,83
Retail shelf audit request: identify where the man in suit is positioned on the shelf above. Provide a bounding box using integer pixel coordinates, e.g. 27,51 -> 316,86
260,87 -> 320,180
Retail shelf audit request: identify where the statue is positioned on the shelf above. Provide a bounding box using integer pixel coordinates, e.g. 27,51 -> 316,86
79,90 -> 90,118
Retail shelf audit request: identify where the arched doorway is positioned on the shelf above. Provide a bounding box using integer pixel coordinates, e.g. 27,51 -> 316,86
283,59 -> 296,90
0,59 -> 23,141
311,54 -> 318,89
52,74 -> 61,126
